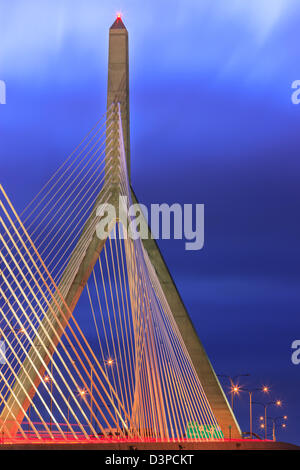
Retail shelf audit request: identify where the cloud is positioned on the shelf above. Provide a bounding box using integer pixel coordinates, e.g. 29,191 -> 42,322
0,0 -> 298,77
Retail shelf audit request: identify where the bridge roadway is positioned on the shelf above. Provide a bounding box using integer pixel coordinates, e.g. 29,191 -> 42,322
0,440 -> 299,451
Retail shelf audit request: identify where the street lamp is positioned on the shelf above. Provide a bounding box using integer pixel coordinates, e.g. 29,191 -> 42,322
217,374 -> 250,411
253,400 -> 283,440
43,361 -> 54,432
77,387 -> 88,400
90,365 -> 94,428
243,386 -> 270,438
230,384 -> 242,411
266,415 -> 287,441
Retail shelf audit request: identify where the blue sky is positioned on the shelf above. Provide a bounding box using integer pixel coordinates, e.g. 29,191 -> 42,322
1,0 -> 300,444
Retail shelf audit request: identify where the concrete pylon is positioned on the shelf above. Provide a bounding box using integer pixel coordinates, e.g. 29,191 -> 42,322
107,15 -> 130,180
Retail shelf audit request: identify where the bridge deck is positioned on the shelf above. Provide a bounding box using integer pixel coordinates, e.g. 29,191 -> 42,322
0,440 -> 298,451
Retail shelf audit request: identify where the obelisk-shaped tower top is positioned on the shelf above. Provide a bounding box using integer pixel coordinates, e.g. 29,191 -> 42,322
110,13 -> 127,29
107,14 -> 130,179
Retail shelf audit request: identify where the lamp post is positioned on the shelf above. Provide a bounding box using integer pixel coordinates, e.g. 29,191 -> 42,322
253,400 -> 282,440
217,374 -> 250,411
43,361 -> 53,433
90,365 -> 94,428
267,416 -> 287,441
259,416 -> 287,441
67,394 -> 71,427
243,386 -> 270,438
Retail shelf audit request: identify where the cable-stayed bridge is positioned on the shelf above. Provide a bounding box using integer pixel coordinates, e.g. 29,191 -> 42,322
0,16 -> 241,445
